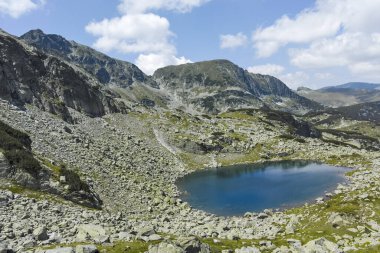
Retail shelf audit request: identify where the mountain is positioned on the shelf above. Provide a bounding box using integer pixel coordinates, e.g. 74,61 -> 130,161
153,60 -> 321,114
297,83 -> 380,108
20,29 -> 156,88
324,82 -> 380,90
19,30 -> 321,115
308,101 -> 380,125
0,29 -> 126,122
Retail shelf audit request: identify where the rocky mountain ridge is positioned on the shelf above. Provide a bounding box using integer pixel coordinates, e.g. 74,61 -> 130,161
153,60 -> 321,114
19,29 -> 321,115
0,29 -> 127,123
20,29 -> 155,88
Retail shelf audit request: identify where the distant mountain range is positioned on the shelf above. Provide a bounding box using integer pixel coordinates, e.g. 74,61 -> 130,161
307,101 -> 380,125
297,82 -> 380,108
323,82 -> 380,90
0,28 -> 322,120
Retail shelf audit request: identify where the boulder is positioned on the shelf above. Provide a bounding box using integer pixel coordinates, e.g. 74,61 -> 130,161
257,213 -> 268,219
234,246 -> 260,253
176,236 -> 210,253
44,248 -> 74,253
33,226 -> 48,241
136,226 -> 156,237
0,244 -> 14,253
328,213 -> 344,228
75,245 -> 99,253
147,241 -> 183,253
76,224 -> 108,243
303,237 -> 339,253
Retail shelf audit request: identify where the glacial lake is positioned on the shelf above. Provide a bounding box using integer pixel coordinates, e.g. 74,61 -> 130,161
177,161 -> 348,216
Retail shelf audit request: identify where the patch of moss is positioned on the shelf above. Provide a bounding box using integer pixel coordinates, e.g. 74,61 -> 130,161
98,240 -> 154,253
349,245 -> 380,253
202,238 -> 255,253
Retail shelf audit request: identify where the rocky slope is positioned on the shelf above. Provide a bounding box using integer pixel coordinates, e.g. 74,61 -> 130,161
153,60 -> 321,114
0,118 -> 101,209
0,30 -> 127,122
308,101 -> 380,125
0,98 -> 379,253
20,29 -> 155,88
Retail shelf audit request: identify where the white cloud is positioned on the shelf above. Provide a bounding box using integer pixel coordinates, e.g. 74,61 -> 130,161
0,0 -> 44,18
86,13 -> 174,54
220,33 -> 248,49
315,72 -> 333,80
253,0 -> 380,57
136,53 -> 191,74
349,62 -> 380,78
86,0 -> 208,75
290,33 -> 380,68
247,64 -> 284,76
118,0 -> 209,14
251,0 -> 380,81
279,71 -> 310,89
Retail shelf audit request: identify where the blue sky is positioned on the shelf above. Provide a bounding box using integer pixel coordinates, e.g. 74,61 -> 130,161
2,0 -> 380,89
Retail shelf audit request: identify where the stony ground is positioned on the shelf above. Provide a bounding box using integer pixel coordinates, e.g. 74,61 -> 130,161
0,100 -> 380,253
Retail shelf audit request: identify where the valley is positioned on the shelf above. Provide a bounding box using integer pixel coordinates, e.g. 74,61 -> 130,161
0,29 -> 379,253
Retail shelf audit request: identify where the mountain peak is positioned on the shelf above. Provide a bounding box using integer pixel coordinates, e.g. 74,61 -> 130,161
21,29 -> 73,55
24,29 -> 45,37
153,58 -> 320,114
20,29 -> 152,87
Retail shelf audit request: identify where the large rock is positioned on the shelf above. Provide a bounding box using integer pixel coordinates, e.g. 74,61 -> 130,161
328,213 -> 345,228
0,244 -> 14,253
136,226 -> 156,237
176,237 -> 210,253
303,237 -> 339,253
33,226 -> 48,241
0,153 -> 10,178
147,241 -> 183,253
75,245 -> 99,253
76,224 -> 109,243
234,246 -> 260,253
147,238 -> 211,253
44,248 -> 74,253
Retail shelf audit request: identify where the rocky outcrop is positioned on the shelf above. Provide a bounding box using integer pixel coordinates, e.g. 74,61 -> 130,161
153,60 -> 321,114
0,30 -> 126,122
263,109 -> 321,138
21,29 -> 156,88
146,237 -> 210,253
0,119 -> 102,209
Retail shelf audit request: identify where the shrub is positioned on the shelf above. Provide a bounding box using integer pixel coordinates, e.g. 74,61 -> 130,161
0,120 -> 42,179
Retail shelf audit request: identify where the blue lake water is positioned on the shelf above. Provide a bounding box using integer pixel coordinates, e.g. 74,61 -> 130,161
176,161 -> 348,216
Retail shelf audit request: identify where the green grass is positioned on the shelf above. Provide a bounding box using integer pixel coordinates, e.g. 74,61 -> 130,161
219,111 -> 257,120
98,240 -> 153,253
202,238 -> 256,253
0,183 -> 68,204
349,244 -> 380,252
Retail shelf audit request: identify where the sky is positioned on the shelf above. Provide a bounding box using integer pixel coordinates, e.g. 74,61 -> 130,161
1,0 -> 380,89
